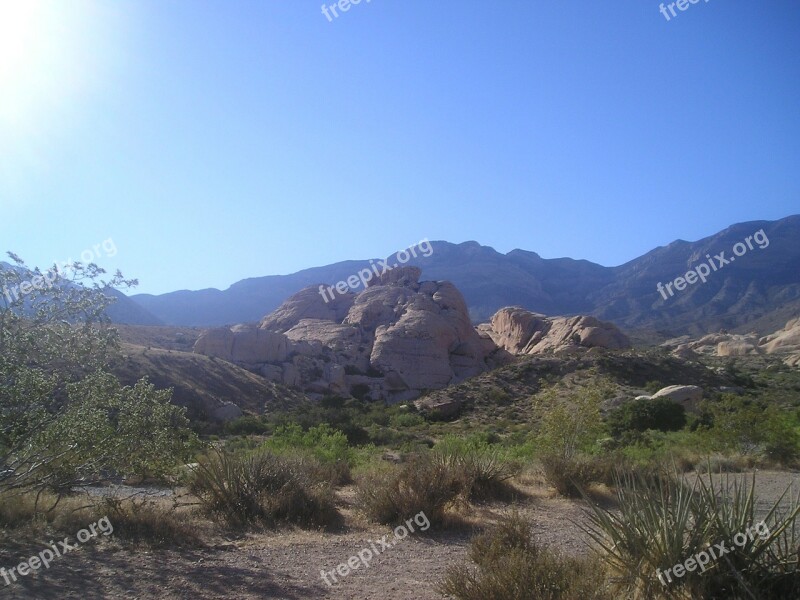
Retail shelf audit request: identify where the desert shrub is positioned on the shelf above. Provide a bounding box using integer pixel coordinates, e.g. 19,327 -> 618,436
261,423 -> 354,484
389,412 -> 426,428
223,416 -> 270,436
584,470 -> 800,599
435,435 -> 521,501
486,386 -> 512,405
694,454 -> 750,474
535,386 -> 607,460
0,258 -> 197,496
439,512 -> 612,600
99,497 -> 202,547
607,398 -> 687,438
265,399 -> 373,444
760,408 -> 800,465
355,453 -> 462,526
540,454 -> 602,498
506,438 -> 538,462
722,361 -> 757,389
0,491 -> 45,529
703,397 -> 800,464
0,492 -> 201,548
189,449 -> 338,528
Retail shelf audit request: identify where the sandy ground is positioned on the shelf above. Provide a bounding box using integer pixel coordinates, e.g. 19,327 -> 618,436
1,470 -> 797,600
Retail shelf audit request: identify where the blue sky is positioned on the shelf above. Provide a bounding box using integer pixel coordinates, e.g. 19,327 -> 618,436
1,0 -> 798,295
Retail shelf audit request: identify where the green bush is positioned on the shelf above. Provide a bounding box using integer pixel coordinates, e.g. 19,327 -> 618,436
534,386 -> 607,460
0,258 -> 196,496
223,416 -> 270,436
261,423 -> 355,484
390,412 -> 426,428
703,396 -> 800,464
439,512 -> 612,600
189,449 -> 339,528
607,398 -> 686,438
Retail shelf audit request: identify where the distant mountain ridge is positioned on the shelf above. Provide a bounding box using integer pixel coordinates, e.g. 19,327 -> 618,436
128,215 -> 800,336
0,261 -> 163,326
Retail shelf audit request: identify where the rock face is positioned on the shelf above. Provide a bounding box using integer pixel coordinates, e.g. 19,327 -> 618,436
760,318 -> 800,361
651,385 -> 704,412
663,318 -> 800,367
479,307 -> 630,355
194,325 -> 289,364
194,267 -> 500,402
211,401 -> 244,422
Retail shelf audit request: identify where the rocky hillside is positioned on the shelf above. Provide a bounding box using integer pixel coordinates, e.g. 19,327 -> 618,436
110,342 -> 308,423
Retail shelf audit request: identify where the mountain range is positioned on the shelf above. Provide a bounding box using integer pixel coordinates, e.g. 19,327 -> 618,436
119,214 -> 800,336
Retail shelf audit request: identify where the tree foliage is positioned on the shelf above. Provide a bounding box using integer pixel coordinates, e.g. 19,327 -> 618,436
0,254 -> 196,495
535,384 -> 608,459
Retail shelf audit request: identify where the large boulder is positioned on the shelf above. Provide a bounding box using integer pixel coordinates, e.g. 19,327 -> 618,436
651,385 -> 704,412
760,318 -> 800,354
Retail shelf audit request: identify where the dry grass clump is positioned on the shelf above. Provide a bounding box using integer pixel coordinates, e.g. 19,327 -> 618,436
189,448 -> 339,529
439,512 -> 612,600
434,436 -> 522,502
0,491 -> 203,548
539,454 -> 602,498
355,454 -> 463,526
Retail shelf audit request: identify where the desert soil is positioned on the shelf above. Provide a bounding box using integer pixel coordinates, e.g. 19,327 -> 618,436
1,470 -> 797,600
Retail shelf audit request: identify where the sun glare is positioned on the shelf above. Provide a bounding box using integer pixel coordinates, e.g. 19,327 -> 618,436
0,0 -> 42,89
0,0 -> 113,129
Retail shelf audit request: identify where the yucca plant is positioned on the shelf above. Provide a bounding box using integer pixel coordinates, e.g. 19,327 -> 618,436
582,470 -> 709,599
582,467 -> 800,599
692,471 -> 800,598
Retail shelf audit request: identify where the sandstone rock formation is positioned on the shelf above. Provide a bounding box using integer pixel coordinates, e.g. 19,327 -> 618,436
761,318 -> 800,358
479,307 -> 630,355
193,272 -> 633,402
663,318 -> 800,367
194,267 -> 500,402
